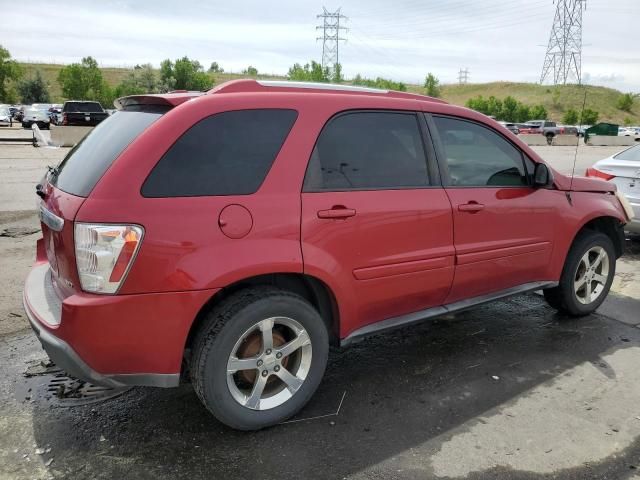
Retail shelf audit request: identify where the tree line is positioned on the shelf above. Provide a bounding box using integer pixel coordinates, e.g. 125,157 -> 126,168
0,44 -> 636,124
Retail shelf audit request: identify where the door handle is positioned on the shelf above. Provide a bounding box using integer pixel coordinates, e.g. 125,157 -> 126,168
317,207 -> 357,219
458,202 -> 485,213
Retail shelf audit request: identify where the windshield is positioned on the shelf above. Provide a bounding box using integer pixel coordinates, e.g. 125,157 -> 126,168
51,110 -> 164,197
614,144 -> 640,161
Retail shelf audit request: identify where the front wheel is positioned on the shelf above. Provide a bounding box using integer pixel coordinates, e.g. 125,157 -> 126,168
191,287 -> 329,430
543,231 -> 616,316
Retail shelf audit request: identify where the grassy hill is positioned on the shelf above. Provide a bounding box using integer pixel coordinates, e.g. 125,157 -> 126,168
19,62 -> 639,124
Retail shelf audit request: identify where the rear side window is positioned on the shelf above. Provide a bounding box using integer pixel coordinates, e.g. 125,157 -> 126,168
52,111 -> 164,197
142,109 -> 297,197
304,111 -> 429,191
433,116 -> 528,187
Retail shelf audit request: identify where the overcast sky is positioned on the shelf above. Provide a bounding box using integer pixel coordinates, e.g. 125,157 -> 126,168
2,0 -> 637,92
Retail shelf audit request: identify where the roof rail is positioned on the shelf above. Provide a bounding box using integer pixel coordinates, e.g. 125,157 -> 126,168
208,79 -> 447,104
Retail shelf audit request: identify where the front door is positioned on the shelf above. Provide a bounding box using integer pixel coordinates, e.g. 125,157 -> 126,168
429,115 -> 557,303
301,111 -> 455,338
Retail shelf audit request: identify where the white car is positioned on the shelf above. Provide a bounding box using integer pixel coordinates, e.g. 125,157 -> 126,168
0,107 -> 11,127
21,108 -> 50,130
586,144 -> 640,234
619,127 -> 640,140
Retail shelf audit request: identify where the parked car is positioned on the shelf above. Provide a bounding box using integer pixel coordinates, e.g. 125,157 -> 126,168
47,106 -> 62,125
618,127 -> 640,140
24,80 -> 631,431
32,103 -> 53,111
586,144 -> 640,233
0,107 -> 12,126
61,100 -> 109,126
498,121 -> 519,135
21,108 -> 50,129
13,106 -> 25,122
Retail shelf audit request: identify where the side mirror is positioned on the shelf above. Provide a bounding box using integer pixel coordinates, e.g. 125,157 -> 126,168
533,162 -> 553,188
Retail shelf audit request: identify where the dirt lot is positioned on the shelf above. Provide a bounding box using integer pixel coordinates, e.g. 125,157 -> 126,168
1,128 -> 640,480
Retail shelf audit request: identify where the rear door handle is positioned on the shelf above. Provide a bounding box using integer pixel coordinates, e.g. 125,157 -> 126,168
458,202 -> 485,213
317,207 -> 357,219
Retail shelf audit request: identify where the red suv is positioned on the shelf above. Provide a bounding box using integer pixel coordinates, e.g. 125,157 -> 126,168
24,80 -> 631,430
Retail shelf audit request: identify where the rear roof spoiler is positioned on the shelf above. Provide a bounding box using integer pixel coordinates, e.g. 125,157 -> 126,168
114,92 -> 203,110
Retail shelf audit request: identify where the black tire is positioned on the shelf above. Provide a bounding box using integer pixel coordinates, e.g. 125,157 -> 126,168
546,134 -> 554,145
543,231 -> 616,316
191,287 -> 329,430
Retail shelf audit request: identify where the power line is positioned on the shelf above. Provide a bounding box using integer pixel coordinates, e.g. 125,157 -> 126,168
316,7 -> 348,70
540,0 -> 587,85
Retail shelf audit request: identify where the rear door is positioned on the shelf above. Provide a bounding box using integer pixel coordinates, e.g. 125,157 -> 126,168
429,115 -> 557,303
301,111 -> 455,338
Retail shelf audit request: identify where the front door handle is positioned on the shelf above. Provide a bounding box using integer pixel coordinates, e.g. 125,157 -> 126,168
458,202 -> 485,213
317,207 -> 357,219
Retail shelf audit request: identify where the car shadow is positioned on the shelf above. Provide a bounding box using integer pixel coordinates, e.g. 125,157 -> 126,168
29,293 -> 640,480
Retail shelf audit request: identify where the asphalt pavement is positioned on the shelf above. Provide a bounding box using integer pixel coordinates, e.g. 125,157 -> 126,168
1,133 -> 640,479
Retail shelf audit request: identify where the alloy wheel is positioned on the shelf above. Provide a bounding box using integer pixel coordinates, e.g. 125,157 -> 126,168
226,317 -> 312,410
573,246 -> 610,305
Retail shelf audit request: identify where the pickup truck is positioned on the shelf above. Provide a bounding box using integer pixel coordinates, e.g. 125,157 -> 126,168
520,120 -> 568,144
61,101 -> 109,126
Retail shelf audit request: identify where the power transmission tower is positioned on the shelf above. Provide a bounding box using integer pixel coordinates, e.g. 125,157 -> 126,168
316,7 -> 348,70
540,0 -> 587,85
458,68 -> 470,85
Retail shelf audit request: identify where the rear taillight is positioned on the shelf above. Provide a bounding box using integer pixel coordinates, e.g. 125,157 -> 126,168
585,167 -> 616,181
74,223 -> 144,294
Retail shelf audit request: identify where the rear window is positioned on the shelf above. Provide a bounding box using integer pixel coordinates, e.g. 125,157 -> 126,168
141,109 -> 297,197
51,110 -> 164,197
64,102 -> 104,113
614,144 -> 640,161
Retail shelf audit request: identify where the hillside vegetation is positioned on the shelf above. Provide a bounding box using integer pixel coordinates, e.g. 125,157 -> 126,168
20,63 -> 638,124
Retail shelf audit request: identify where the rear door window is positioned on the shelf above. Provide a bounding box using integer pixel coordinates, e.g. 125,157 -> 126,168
142,109 -> 297,197
303,111 -> 429,191
52,110 -> 164,197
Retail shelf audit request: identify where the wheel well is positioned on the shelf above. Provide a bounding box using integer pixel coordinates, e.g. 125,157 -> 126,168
576,216 -> 624,258
184,273 -> 340,357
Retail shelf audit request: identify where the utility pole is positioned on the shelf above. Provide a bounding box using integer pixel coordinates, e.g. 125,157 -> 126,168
458,68 -> 470,85
540,0 -> 587,85
316,7 -> 348,71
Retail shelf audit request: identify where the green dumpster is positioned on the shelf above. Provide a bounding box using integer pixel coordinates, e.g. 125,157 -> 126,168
585,122 -> 619,142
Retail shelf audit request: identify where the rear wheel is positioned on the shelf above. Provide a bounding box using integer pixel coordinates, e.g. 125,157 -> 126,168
543,231 -> 616,316
191,287 -> 329,430
546,133 -> 554,145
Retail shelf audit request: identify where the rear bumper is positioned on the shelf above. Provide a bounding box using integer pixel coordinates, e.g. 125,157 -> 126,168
23,263 -> 217,388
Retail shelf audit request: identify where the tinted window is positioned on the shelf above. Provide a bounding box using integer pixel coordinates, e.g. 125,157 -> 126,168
142,109 -> 297,197
614,144 -> 640,161
52,111 -> 163,197
304,112 -> 429,191
64,102 -> 104,113
434,116 -> 528,187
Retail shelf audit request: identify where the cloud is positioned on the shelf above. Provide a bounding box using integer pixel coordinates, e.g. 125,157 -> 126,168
2,0 -> 638,91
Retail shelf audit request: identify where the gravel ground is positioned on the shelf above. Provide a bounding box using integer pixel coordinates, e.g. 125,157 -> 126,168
1,135 -> 639,479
